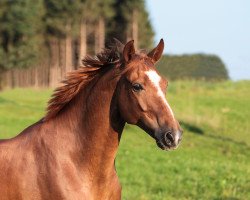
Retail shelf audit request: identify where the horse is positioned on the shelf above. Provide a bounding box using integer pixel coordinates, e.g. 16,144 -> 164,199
0,39 -> 182,200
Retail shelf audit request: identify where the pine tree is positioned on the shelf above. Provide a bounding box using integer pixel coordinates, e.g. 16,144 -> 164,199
0,0 -> 44,70
93,0 -> 114,53
78,0 -> 114,55
108,0 -> 154,49
43,0 -> 84,86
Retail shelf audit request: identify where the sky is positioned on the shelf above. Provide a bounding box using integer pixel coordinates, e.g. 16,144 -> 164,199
145,0 -> 250,80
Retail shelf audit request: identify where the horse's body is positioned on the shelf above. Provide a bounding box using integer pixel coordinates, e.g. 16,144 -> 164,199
0,39 -> 182,200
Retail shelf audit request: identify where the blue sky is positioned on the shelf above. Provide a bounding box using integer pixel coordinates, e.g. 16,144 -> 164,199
146,0 -> 250,80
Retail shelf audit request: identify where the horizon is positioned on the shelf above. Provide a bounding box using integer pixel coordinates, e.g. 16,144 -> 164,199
146,0 -> 250,81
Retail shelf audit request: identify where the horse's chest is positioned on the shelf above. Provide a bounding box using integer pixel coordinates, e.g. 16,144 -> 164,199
53,167 -> 121,200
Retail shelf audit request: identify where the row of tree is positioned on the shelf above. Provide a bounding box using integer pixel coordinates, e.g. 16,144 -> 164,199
157,54 -> 229,81
0,0 -> 154,88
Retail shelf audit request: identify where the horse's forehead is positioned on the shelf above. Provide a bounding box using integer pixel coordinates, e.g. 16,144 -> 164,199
127,59 -> 156,80
145,70 -> 162,85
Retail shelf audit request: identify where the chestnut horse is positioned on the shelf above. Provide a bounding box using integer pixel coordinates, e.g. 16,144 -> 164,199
0,39 -> 182,200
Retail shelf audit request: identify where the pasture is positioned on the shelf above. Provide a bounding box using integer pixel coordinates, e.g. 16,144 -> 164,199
0,81 -> 249,200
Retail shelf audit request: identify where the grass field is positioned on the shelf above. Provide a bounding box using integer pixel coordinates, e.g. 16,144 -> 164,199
0,81 -> 249,200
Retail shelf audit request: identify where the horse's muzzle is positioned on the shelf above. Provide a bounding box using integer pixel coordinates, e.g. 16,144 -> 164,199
156,130 -> 182,150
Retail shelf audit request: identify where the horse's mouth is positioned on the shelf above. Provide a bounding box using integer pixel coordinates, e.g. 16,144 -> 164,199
156,140 -> 178,151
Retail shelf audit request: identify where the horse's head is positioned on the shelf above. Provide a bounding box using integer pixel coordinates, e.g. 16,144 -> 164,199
117,39 -> 182,150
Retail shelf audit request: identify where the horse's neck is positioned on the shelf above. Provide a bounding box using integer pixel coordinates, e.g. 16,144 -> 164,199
47,71 -> 124,174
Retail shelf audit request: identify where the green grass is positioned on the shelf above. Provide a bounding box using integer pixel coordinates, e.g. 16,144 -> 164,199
0,81 -> 250,200
0,88 -> 51,138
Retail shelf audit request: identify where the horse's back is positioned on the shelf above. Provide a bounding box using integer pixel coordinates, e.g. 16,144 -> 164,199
0,120 -> 88,200
0,119 -> 43,157
0,120 -> 45,200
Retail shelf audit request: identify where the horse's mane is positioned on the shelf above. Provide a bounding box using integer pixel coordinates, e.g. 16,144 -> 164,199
44,41 -> 123,121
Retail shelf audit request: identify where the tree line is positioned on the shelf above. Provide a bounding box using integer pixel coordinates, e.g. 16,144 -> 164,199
0,0 -> 229,89
0,0 -> 154,88
157,54 -> 229,81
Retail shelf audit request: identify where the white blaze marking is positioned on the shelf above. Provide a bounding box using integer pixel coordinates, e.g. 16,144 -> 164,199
145,70 -> 175,118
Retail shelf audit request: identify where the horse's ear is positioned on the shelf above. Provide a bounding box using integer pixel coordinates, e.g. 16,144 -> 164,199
123,40 -> 135,62
147,39 -> 164,63
114,38 -> 124,53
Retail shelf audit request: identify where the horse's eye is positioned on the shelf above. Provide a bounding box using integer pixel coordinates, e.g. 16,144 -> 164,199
132,83 -> 143,92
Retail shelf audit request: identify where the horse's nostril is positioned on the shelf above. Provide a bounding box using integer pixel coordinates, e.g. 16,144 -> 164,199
165,132 -> 174,143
